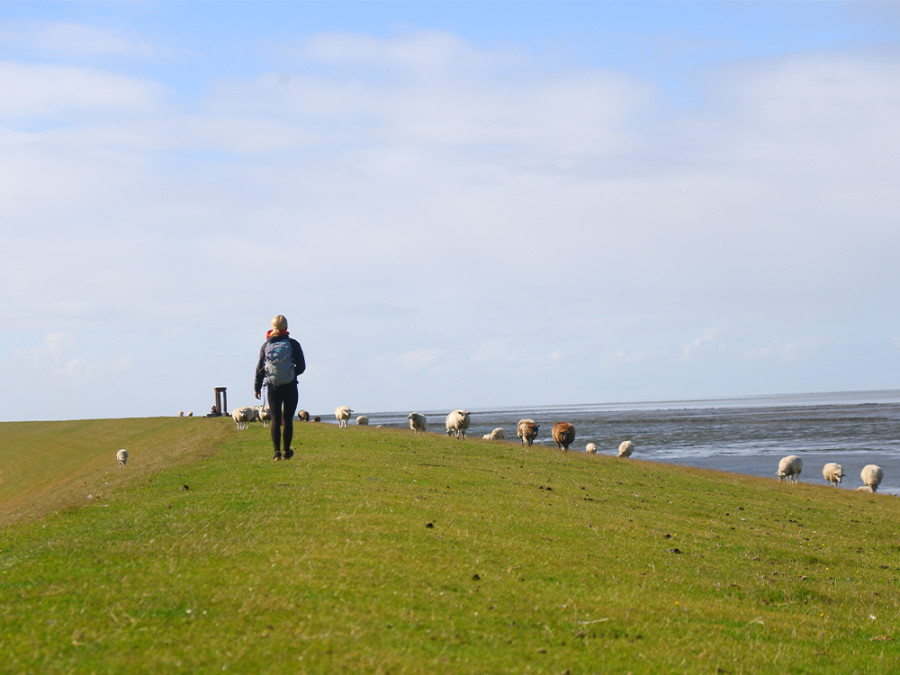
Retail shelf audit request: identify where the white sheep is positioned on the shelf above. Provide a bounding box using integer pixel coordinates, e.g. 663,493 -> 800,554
445,409 -> 471,439
232,406 -> 254,430
297,409 -> 310,421
618,440 -> 635,458
186,411 -> 193,417
551,422 -> 575,450
822,462 -> 844,486
407,412 -> 427,433
777,455 -> 803,483
517,419 -> 540,447
116,448 -> 128,466
482,427 -> 504,440
860,464 -> 884,492
335,406 -> 352,428
356,415 -> 369,426
178,411 -> 184,417
258,406 -> 272,427
585,443 -> 597,455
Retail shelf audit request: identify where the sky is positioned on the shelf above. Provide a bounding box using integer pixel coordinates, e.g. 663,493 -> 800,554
1,1 -> 899,422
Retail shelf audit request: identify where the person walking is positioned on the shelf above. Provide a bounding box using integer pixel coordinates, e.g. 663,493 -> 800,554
254,314 -> 306,461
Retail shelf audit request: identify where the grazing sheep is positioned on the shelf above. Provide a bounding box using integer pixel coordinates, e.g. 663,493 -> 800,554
297,409 -> 310,421
585,443 -> 597,455
407,412 -> 427,433
482,427 -> 505,440
551,422 -> 576,450
232,406 -> 254,430
445,409 -> 471,439
517,419 -> 540,447
187,411 -> 193,417
116,448 -> 128,466
822,462 -> 844,486
860,464 -> 884,492
313,416 -> 321,422
356,415 -> 369,426
258,406 -> 272,427
777,455 -> 803,483
618,440 -> 635,458
178,411 -> 184,417
335,406 -> 352,428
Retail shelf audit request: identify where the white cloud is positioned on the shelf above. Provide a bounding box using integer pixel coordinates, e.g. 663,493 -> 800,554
2,18 -> 900,419
4,21 -> 167,58
682,330 -> 719,361
0,62 -> 166,118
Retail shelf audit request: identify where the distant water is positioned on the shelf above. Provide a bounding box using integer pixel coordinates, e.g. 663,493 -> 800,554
350,390 -> 900,495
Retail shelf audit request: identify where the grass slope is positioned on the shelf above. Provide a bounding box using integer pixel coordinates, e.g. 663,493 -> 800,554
1,418 -> 898,673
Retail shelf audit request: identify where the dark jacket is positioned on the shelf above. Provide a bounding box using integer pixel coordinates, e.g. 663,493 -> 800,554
255,334 -> 306,394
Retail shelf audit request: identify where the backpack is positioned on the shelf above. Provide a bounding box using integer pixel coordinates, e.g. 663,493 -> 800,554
264,339 -> 295,386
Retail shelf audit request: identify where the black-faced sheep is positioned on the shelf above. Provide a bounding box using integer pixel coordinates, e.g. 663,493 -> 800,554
551,422 -> 575,450
335,406 -> 352,428
517,419 -> 539,447
777,455 -> 803,483
445,409 -> 471,439
822,462 -> 844,486
407,412 -> 427,433
297,409 -> 310,421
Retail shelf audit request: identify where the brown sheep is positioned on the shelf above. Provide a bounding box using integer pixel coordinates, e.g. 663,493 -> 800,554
551,422 -> 575,451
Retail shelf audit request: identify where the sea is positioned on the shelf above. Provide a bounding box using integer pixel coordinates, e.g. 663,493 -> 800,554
350,389 -> 900,495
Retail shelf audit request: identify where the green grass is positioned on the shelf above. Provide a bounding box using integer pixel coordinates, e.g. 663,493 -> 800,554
1,418 -> 898,673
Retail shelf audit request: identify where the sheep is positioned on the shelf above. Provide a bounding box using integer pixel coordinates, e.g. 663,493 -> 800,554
517,419 -> 540,447
258,406 -> 272,428
777,455 -> 803,483
618,440 -> 635,458
356,415 -> 369,426
445,409 -> 471,439
249,406 -> 261,423
407,412 -> 427,433
297,409 -> 310,421
232,406 -> 254,430
860,464 -> 884,492
822,462 -> 844,486
551,422 -> 576,450
187,411 -> 193,417
335,406 -> 352,428
116,448 -> 128,466
178,411 -> 184,417
585,443 -> 597,455
482,427 -> 505,440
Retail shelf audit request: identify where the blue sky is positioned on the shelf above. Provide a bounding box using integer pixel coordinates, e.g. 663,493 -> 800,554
1,1 -> 899,421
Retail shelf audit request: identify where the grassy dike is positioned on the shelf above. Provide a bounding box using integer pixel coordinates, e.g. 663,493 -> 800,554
1,417 -> 898,673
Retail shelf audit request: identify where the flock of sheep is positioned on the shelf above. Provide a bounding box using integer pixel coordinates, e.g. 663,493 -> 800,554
777,454 -> 885,492
215,403 -> 890,493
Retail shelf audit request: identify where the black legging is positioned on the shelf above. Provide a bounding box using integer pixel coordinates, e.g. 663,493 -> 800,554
267,383 -> 299,453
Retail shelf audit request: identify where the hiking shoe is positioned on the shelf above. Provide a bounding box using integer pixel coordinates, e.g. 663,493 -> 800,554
273,452 -> 282,461
283,448 -> 294,460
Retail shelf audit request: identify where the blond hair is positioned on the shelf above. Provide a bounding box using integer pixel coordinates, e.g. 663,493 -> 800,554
270,314 -> 288,336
